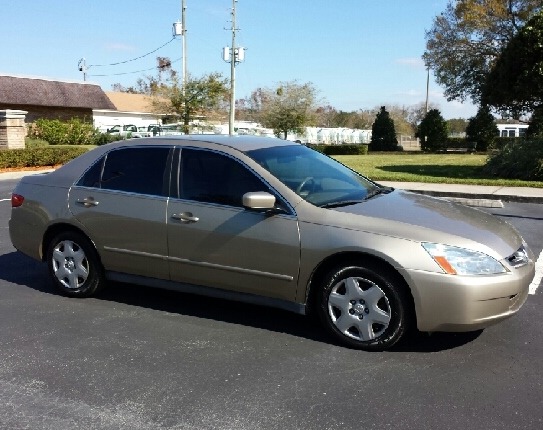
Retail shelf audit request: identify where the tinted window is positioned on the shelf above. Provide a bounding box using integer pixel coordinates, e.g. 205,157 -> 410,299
77,157 -> 104,188
99,147 -> 170,195
180,149 -> 268,206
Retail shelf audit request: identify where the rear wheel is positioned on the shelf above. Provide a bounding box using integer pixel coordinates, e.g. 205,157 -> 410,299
317,265 -> 410,351
46,231 -> 105,297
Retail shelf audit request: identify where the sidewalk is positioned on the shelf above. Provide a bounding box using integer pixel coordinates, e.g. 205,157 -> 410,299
2,169 -> 543,206
379,181 -> 543,206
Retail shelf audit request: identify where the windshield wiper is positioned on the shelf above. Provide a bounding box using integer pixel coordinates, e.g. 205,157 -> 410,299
320,186 -> 394,208
364,186 -> 394,201
320,200 -> 365,208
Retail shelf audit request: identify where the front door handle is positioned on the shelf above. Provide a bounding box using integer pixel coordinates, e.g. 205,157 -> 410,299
171,212 -> 199,223
76,197 -> 99,207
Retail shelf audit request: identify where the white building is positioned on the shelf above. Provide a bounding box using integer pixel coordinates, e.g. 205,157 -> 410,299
496,123 -> 529,138
93,92 -> 165,132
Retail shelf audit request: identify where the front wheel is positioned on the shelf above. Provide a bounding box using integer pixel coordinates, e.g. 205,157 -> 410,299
46,231 -> 105,297
317,265 -> 410,351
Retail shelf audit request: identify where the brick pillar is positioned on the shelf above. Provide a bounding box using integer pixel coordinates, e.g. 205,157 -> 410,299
0,109 -> 28,150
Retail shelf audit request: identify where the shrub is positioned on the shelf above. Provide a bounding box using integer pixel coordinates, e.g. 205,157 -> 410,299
416,109 -> 448,152
483,138 -> 543,181
94,132 -> 124,146
465,106 -> 498,152
28,118 -> 99,146
0,147 -> 88,169
490,137 -> 518,151
309,144 -> 369,155
24,138 -> 49,148
370,106 -> 398,151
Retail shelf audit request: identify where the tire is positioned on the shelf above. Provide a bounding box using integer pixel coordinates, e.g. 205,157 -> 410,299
46,231 -> 105,297
317,265 -> 410,351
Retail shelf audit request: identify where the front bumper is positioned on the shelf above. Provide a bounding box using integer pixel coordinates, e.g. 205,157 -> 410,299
402,261 -> 534,332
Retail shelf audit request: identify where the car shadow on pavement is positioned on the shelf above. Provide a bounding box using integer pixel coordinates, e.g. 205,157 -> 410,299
391,330 -> 483,352
0,250 -> 483,353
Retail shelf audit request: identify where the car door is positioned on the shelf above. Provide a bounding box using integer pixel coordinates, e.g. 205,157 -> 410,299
68,146 -> 171,279
166,148 -> 300,301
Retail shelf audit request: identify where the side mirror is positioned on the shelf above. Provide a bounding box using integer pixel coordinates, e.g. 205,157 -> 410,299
242,192 -> 276,211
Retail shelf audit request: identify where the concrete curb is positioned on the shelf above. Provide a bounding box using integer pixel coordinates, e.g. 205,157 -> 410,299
400,189 -> 543,205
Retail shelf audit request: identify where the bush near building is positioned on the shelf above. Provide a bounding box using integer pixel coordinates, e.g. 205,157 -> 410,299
0,146 -> 88,169
27,118 -> 121,146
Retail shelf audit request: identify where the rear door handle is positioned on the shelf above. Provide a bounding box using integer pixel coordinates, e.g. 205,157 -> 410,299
171,212 -> 199,223
76,197 -> 99,207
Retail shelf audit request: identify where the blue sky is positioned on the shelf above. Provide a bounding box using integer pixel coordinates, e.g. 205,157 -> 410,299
1,0 -> 477,119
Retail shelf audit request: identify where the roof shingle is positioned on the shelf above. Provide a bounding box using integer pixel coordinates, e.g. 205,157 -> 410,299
0,75 -> 116,110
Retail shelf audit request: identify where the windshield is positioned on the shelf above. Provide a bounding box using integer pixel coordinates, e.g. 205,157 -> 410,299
246,144 -> 380,207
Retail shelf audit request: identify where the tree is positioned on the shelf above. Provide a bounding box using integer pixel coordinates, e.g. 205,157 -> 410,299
370,107 -> 398,151
112,57 -> 177,95
314,105 -> 338,127
313,107 -> 375,129
527,107 -> 543,137
235,88 -> 269,123
465,106 -> 498,151
386,105 -> 417,136
258,81 -> 320,139
423,0 -> 541,104
405,102 -> 440,132
482,10 -> 543,115
447,118 -> 469,135
416,109 -> 449,152
152,72 -> 229,134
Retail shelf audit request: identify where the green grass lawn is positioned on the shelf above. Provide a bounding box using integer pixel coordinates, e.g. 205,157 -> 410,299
334,153 -> 543,188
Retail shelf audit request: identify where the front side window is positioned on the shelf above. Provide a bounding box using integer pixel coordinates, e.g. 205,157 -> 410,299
180,149 -> 268,207
77,147 -> 170,196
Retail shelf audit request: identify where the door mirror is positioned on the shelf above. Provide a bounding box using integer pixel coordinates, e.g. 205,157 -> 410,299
242,192 -> 276,210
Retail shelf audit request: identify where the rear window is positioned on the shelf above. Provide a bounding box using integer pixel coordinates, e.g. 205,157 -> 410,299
77,147 -> 170,196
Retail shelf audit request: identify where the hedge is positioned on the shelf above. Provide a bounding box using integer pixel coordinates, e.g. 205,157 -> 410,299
309,144 -> 369,155
0,147 -> 88,169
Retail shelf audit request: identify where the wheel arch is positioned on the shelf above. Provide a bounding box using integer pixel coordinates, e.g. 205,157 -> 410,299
41,223 -> 99,263
305,251 -> 416,322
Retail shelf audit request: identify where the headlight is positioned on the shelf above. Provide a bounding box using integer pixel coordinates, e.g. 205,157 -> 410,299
422,243 -> 507,275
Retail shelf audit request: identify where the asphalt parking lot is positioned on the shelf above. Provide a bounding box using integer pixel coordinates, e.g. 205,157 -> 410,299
1,178 -> 542,430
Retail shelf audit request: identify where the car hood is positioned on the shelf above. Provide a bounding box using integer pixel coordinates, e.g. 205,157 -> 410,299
316,190 -> 522,258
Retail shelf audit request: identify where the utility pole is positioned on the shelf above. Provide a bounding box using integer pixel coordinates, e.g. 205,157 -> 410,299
173,1 -> 188,132
229,0 -> 237,136
223,0 -> 244,136
181,0 -> 187,92
78,58 -> 87,82
425,67 -> 430,114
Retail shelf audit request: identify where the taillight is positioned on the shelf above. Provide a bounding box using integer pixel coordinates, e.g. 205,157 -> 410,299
11,194 -> 24,208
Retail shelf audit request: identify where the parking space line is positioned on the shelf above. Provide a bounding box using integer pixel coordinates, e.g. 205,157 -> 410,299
529,250 -> 543,295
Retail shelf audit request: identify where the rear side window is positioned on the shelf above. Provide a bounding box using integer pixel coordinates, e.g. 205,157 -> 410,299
77,147 -> 170,196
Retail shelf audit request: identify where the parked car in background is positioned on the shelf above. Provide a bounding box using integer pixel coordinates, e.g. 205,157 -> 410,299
107,124 -> 153,138
8,136 -> 535,350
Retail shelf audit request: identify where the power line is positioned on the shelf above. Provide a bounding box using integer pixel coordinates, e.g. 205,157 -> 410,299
88,58 -> 181,77
88,37 -> 176,68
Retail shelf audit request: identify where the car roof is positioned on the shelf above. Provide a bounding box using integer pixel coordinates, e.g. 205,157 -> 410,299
112,134 -> 299,152
25,135 -> 301,187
